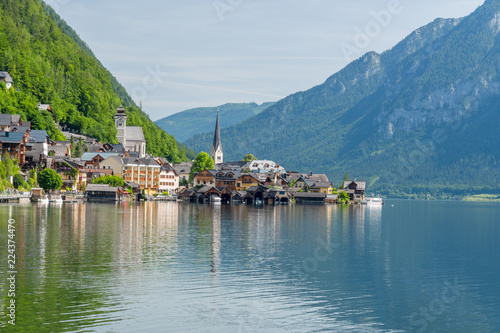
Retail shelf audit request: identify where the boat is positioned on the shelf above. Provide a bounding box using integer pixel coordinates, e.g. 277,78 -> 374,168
38,196 -> 49,204
211,196 -> 221,204
362,197 -> 385,206
50,196 -> 63,204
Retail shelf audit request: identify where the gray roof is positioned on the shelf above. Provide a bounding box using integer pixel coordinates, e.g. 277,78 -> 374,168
125,126 -> 145,142
29,130 -> 49,143
25,143 -> 45,162
0,114 -> 16,126
294,192 -> 326,198
0,72 -> 13,83
303,173 -> 329,182
48,145 -> 69,157
173,162 -> 192,174
81,152 -> 121,162
37,104 -> 51,111
10,126 -> 30,133
343,181 -> 367,191
0,132 -> 25,143
214,169 -> 241,179
307,181 -> 332,188
197,186 -> 218,194
122,157 -> 160,167
86,184 -> 119,192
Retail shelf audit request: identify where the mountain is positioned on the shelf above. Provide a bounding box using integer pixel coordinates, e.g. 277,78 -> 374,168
186,0 -> 500,195
0,0 -> 195,162
155,102 -> 274,143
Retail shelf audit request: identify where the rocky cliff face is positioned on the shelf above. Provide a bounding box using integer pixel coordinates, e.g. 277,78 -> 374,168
186,0 -> 500,194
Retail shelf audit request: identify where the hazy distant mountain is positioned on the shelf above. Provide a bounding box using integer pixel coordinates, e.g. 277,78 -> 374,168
186,0 -> 500,195
155,102 -> 274,143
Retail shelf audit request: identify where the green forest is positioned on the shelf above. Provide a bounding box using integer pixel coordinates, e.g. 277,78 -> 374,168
0,0 -> 195,163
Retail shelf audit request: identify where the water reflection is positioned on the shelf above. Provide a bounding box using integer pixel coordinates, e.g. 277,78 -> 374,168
0,201 -> 498,332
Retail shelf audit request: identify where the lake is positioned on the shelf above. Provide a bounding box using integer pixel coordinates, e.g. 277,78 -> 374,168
0,200 -> 499,332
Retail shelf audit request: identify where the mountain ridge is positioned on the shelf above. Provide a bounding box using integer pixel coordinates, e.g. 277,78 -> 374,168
156,102 -> 274,143
185,1 -> 500,195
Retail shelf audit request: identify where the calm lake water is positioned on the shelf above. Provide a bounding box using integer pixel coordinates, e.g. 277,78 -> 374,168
0,200 -> 499,332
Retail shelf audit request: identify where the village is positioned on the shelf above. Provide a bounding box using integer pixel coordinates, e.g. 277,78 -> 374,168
0,71 -> 367,205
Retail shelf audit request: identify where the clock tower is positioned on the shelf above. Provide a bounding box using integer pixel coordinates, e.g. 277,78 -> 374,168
115,105 -> 127,147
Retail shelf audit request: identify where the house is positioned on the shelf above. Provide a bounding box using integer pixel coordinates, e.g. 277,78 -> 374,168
173,161 -> 192,183
158,165 -> 179,194
0,131 -> 30,164
48,141 -> 71,158
294,176 -> 309,190
86,184 -> 121,201
236,173 -> 262,190
82,152 -> 122,169
196,186 -> 221,203
193,169 -> 216,187
0,114 -> 22,132
0,72 -> 13,89
307,181 -> 334,194
265,189 -> 291,205
340,180 -> 366,203
214,169 -> 241,191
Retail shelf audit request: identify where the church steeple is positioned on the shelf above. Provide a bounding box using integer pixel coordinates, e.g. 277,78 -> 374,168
211,107 -> 223,164
115,105 -> 127,147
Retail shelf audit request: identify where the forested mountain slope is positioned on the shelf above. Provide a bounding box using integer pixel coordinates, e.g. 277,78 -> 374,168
0,0 -> 195,162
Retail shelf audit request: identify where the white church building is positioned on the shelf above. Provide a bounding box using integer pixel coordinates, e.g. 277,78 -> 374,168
114,106 -> 147,157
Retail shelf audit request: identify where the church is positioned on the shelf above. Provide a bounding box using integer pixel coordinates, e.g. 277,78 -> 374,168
211,108 -> 223,165
114,106 -> 147,157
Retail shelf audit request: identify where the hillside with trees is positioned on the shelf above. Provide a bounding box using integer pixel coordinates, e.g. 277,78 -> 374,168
0,0 -> 195,163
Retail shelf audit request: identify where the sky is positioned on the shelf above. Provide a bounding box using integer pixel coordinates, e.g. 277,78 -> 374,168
44,0 -> 485,121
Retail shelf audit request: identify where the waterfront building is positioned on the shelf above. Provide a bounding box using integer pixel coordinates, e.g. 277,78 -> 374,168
100,155 -> 161,194
340,180 -> 366,203
158,165 -> 179,194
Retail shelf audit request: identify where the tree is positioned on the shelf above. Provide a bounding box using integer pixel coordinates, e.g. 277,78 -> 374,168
0,162 -> 6,180
38,168 -> 63,191
92,175 -> 125,187
288,179 -> 296,188
340,173 -> 349,190
189,152 -> 214,181
3,152 -> 13,179
13,174 -> 25,189
64,163 -> 79,180
179,178 -> 188,187
242,154 -> 257,162
338,191 -> 350,204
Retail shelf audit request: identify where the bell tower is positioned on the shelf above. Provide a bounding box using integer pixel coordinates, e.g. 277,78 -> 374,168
211,107 -> 223,165
114,105 -> 127,147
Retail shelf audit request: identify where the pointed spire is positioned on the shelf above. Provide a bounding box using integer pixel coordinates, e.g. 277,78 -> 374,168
213,107 -> 222,151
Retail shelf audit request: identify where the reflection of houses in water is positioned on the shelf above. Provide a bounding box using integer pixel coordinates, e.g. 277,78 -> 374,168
115,202 -> 180,270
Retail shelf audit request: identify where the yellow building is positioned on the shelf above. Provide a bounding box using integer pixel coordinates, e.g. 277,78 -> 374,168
101,156 -> 161,195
